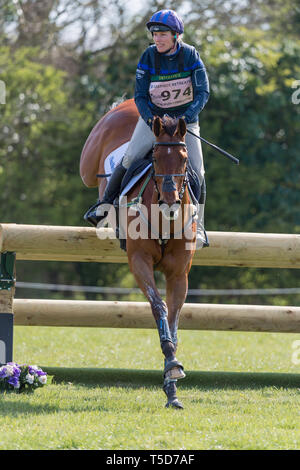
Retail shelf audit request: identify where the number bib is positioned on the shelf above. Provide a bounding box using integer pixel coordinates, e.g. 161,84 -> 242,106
149,72 -> 193,109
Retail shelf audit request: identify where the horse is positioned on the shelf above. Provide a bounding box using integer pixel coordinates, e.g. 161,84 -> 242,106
80,99 -> 197,409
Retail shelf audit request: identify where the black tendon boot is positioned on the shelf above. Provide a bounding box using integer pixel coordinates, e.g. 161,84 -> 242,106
163,379 -> 184,409
84,162 -> 126,227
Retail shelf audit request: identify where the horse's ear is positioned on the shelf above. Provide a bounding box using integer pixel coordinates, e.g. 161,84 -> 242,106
176,118 -> 187,139
153,116 -> 163,137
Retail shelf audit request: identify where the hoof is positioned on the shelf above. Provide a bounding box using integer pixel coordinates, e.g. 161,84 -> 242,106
165,399 -> 184,409
165,366 -> 186,380
164,358 -> 185,380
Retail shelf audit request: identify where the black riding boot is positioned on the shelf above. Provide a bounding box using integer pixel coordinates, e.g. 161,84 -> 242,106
84,162 -> 127,227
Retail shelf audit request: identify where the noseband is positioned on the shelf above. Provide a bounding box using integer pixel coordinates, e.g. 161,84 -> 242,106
152,141 -> 188,204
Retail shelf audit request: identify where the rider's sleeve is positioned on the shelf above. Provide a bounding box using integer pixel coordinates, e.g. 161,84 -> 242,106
134,49 -> 154,124
182,47 -> 210,123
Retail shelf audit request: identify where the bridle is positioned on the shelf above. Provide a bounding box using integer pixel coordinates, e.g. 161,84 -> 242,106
151,141 -> 188,205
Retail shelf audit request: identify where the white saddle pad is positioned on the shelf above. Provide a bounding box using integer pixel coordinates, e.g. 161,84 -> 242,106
104,141 -> 151,197
104,141 -> 130,181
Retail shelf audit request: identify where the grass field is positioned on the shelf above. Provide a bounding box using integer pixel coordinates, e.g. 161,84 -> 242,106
0,325 -> 299,450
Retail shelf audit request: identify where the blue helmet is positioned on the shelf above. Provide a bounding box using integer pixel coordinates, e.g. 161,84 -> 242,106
146,10 -> 184,35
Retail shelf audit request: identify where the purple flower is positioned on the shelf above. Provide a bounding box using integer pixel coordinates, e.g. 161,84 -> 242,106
7,362 -> 18,368
1,363 -> 47,393
5,362 -> 21,377
0,367 -> 7,378
28,366 -> 46,376
7,376 -> 20,388
36,370 -> 47,377
13,367 -> 21,377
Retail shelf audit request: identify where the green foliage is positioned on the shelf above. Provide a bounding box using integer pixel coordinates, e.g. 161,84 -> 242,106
188,27 -> 300,298
0,46 -> 67,223
195,28 -> 300,233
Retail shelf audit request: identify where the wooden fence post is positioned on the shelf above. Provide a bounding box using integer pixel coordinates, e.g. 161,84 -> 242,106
0,252 -> 16,364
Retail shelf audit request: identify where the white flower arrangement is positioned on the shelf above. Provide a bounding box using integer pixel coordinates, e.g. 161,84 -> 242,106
0,362 -> 47,393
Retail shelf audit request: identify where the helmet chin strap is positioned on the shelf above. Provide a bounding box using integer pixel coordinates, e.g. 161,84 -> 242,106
168,33 -> 178,54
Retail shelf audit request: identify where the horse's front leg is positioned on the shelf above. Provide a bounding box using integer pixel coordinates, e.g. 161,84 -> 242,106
156,245 -> 193,409
165,271 -> 188,355
127,248 -> 181,373
162,245 -> 192,366
156,270 -> 188,409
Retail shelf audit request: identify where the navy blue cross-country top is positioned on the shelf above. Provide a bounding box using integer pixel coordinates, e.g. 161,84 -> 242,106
134,42 -> 209,124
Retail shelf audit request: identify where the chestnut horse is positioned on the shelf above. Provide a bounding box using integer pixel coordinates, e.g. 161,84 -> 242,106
80,99 -> 197,408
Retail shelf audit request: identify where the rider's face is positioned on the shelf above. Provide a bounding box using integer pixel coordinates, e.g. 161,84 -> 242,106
153,31 -> 175,53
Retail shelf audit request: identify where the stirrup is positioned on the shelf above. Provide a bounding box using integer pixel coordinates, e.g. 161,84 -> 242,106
193,201 -> 208,249
195,228 -> 209,249
83,200 -> 111,227
196,233 -> 205,250
195,211 -> 209,249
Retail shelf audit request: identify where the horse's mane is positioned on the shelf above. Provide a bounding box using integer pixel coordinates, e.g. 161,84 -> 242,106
161,115 -> 178,136
109,94 -> 127,110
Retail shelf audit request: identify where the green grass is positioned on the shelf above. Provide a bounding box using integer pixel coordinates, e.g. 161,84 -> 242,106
0,326 -> 300,450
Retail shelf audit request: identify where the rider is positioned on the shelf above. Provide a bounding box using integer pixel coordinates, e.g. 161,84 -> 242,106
84,9 -> 210,247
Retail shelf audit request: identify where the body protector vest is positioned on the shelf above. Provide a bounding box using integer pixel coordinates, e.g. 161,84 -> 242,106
149,48 -> 193,111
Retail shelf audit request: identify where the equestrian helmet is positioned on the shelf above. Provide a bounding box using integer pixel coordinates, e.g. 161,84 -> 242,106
146,10 -> 184,35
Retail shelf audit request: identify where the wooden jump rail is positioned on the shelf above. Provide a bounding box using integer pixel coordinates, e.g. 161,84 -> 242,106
1,223 -> 300,268
1,223 -> 300,364
13,299 -> 300,333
